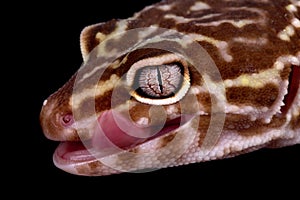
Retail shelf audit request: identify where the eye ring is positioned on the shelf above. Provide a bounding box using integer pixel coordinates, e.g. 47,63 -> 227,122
126,53 -> 191,105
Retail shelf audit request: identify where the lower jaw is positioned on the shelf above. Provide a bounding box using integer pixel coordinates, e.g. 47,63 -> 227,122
54,141 -> 96,164
52,147 -> 96,176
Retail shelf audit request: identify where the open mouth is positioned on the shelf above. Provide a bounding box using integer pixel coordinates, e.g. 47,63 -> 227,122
281,65 -> 300,114
53,110 -> 191,165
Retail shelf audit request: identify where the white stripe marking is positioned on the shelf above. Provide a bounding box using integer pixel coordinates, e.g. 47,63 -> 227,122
278,25 -> 295,41
71,74 -> 120,109
291,18 -> 300,28
158,4 -> 173,11
188,33 -> 232,62
286,4 -> 298,12
165,14 -> 258,28
190,2 -> 211,11
196,19 -> 258,28
232,37 -> 268,45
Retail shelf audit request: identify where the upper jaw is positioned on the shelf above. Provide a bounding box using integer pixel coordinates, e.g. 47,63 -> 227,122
40,99 -> 74,141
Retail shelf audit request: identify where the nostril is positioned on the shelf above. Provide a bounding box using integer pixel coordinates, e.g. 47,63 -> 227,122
61,113 -> 74,127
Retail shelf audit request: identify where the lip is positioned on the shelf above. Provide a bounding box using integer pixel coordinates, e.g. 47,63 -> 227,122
281,64 -> 300,114
53,110 -> 192,166
54,141 -> 95,163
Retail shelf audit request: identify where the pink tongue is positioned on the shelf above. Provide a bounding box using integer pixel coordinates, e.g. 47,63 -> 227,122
56,111 -> 187,162
92,110 -> 150,151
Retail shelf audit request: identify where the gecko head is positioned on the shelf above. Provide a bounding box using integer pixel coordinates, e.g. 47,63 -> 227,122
39,48 -> 204,176
38,22 -> 227,176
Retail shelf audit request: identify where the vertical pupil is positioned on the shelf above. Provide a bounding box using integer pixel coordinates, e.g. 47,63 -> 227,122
134,63 -> 183,98
156,67 -> 163,93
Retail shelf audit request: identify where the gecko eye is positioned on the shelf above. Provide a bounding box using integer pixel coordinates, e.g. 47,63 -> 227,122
126,54 -> 191,105
134,63 -> 183,98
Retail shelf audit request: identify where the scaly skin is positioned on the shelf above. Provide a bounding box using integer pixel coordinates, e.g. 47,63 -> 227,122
40,0 -> 300,176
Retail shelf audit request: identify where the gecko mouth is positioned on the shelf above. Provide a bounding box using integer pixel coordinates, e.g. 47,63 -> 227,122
281,65 -> 300,114
53,110 -> 190,165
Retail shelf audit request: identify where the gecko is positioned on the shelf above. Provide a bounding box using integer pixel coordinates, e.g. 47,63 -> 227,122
40,0 -> 300,176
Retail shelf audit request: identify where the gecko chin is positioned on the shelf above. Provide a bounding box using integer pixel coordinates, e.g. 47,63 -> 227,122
53,110 -> 192,174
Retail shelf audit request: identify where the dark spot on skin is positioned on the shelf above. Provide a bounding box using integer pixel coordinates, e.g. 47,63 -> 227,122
280,64 -> 292,80
197,93 -> 211,112
160,133 -> 176,148
291,115 -> 300,129
75,160 -> 103,175
95,90 -> 113,113
128,148 -> 139,153
197,115 -> 211,147
159,18 -> 177,29
75,90 -> 113,119
188,64 -> 204,86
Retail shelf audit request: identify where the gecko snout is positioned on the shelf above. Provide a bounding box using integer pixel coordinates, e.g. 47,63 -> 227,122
40,98 -> 78,141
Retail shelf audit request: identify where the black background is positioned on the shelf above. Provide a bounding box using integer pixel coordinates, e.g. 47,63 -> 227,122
15,0 -> 299,196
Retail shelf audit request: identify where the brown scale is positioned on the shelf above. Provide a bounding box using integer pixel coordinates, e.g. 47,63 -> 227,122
226,83 -> 279,107
196,113 -> 287,148
196,93 -> 212,112
81,19 -> 118,53
223,114 -> 286,136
